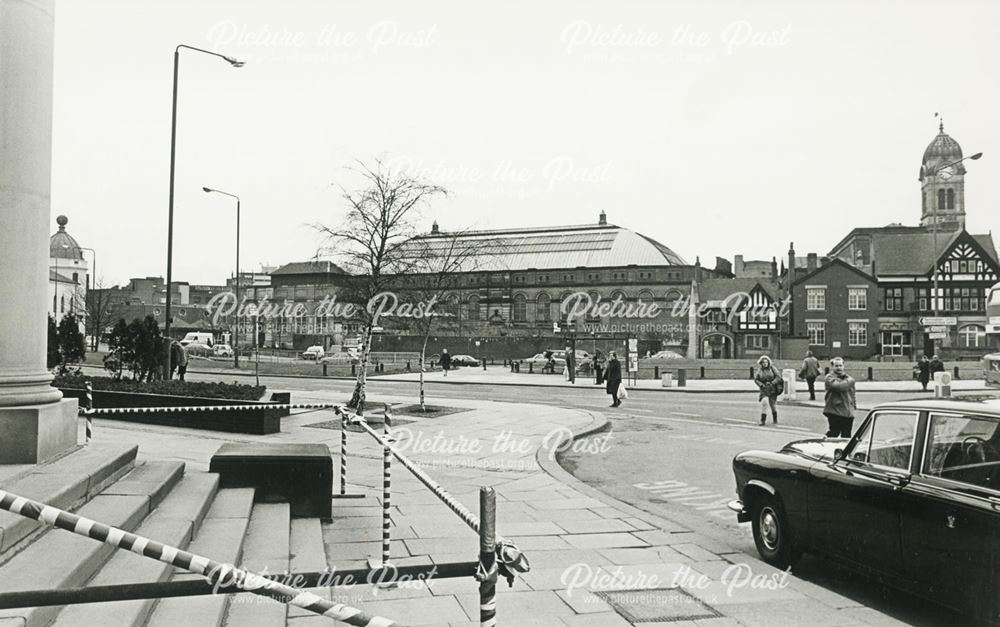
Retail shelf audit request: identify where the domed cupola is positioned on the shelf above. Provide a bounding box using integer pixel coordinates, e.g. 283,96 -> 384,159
919,122 -> 967,230
50,215 -> 84,259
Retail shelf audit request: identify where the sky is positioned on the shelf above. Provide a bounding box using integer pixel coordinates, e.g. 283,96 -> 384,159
50,0 -> 1000,287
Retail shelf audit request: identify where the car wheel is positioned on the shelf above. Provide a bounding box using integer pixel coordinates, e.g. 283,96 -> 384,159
751,494 -> 800,568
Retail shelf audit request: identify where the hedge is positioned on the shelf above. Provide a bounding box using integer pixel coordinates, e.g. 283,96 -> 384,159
52,373 -> 265,401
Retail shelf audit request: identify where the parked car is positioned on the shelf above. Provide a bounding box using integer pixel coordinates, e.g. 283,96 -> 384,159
184,342 -> 212,357
728,397 -> 1000,622
522,350 -> 591,373
212,344 -> 234,358
300,345 -> 325,360
450,354 -> 480,367
645,350 -> 685,360
320,352 -> 359,365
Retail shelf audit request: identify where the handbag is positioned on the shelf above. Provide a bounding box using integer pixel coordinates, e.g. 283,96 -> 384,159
773,377 -> 784,395
618,382 -> 628,400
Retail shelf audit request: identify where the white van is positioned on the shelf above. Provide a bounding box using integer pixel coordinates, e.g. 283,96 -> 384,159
180,332 -> 214,347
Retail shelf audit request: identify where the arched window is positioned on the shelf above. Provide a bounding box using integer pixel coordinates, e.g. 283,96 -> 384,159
586,291 -> 601,322
559,292 -> 575,323
72,272 -> 79,283
937,189 -> 946,211
535,293 -> 551,321
637,289 -> 655,303
512,294 -> 527,322
467,294 -> 480,321
959,324 -> 985,348
946,188 -> 955,210
443,293 -> 460,320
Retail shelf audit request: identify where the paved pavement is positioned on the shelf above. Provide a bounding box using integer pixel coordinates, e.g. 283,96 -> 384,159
88,387 -> 911,626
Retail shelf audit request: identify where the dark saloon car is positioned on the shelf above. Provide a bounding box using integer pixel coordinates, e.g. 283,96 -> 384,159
449,354 -> 480,368
729,398 -> 1000,623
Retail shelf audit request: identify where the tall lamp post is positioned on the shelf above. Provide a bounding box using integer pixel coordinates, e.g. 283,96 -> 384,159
164,45 -> 244,377
203,187 -> 241,367
929,151 -> 983,355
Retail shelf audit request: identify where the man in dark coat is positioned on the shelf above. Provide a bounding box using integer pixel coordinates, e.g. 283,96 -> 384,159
916,355 -> 931,391
605,351 -> 623,407
440,348 -> 451,377
799,351 -> 821,401
823,357 -> 856,438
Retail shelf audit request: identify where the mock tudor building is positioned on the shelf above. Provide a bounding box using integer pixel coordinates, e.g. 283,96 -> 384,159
819,123 -> 1000,359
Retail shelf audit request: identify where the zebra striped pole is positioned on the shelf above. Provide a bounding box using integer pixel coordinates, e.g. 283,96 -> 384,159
84,382 -> 94,444
382,404 -> 392,566
0,490 -> 404,627
478,487 -> 497,627
338,405 -> 348,496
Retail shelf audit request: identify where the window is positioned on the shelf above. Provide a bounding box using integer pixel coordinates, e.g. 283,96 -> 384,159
563,274 -> 576,282
959,325 -> 986,348
807,322 -> 826,346
537,275 -> 550,284
848,288 -> 867,310
514,276 -> 526,284
467,295 -> 480,321
586,292 -> 600,322
848,322 -> 867,347
639,271 -> 653,280
938,189 -> 946,210
535,293 -> 551,321
512,294 -> 527,322
746,335 -> 770,350
947,188 -> 955,210
806,288 -> 826,311
884,287 -> 904,312
849,411 -> 917,470
924,413 -> 1000,490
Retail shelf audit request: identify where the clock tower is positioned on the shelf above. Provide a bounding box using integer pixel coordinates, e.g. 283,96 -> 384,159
919,121 -> 967,230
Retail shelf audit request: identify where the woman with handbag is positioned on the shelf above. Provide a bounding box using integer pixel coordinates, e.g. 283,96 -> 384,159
754,355 -> 782,425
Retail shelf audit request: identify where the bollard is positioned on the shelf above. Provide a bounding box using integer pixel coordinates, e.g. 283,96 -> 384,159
654,366 -> 659,379
749,366 -> 755,380
515,361 -> 520,373
678,368 -> 687,387
323,363 -> 328,377
700,366 -> 705,379
339,409 -> 348,495
479,487 -> 498,627
483,360 -> 487,371
867,366 -> 873,381
954,365 -> 960,380
406,361 -> 411,371
382,405 -> 393,567
85,381 -> 94,445
529,362 -> 533,374
352,364 -> 356,376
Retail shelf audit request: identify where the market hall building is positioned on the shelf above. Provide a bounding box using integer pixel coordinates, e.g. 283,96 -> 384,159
263,212 -> 734,357
793,124 -> 1000,360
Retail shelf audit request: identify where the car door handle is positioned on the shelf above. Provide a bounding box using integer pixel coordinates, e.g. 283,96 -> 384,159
885,474 -> 911,489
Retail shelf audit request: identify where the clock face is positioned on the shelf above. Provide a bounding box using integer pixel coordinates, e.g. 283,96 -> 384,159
937,166 -> 955,179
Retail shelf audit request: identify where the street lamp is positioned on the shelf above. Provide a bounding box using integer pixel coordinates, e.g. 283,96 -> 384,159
164,45 -> 244,377
929,151 -> 983,354
203,186 -> 241,368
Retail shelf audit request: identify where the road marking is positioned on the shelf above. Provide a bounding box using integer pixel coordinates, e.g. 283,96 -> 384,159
633,480 -> 733,520
671,411 -> 702,417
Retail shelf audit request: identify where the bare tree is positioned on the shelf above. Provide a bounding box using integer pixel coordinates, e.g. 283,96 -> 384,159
401,230 -> 500,411
315,159 -> 447,415
84,280 -> 122,351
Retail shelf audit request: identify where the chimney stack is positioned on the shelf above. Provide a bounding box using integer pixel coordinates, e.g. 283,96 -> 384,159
431,221 -> 439,235
598,210 -> 607,225
734,254 -> 744,276
807,252 -> 818,272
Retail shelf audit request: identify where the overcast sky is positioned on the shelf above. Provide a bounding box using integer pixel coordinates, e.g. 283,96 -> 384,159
51,0 -> 1000,287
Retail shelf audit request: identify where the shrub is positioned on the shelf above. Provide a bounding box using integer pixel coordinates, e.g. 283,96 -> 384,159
53,373 -> 266,401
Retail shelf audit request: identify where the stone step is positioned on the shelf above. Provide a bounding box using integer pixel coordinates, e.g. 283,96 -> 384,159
0,460 -> 183,627
145,488 -> 255,627
51,469 -> 218,627
222,502 -> 290,627
0,443 -> 138,557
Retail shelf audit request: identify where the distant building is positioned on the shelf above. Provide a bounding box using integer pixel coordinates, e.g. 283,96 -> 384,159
790,259 -> 879,360
48,215 -> 88,331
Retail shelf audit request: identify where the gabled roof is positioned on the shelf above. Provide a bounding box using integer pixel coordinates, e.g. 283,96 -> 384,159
49,269 -> 78,284
791,257 -> 876,286
697,278 -> 778,304
271,261 -> 347,276
829,226 -> 999,277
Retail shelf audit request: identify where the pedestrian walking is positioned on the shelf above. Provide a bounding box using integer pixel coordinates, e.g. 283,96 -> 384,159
594,350 -> 605,385
799,351 -> 821,401
823,357 -> 856,438
440,348 -> 451,377
754,355 -> 782,425
930,354 -> 945,376
605,351 -> 623,407
916,355 -> 931,391
170,341 -> 188,381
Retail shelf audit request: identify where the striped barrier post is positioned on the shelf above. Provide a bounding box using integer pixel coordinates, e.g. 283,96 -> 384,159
339,406 -> 348,496
478,487 -> 497,627
85,382 -> 94,444
0,490 -> 404,627
382,404 -> 392,566
340,407 -> 530,583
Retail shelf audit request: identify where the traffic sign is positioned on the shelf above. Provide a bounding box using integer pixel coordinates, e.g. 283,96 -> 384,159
928,332 -> 947,339
920,316 -> 957,326
927,326 -> 947,333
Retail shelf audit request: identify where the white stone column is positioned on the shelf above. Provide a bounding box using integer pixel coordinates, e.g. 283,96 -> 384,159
0,0 -> 77,463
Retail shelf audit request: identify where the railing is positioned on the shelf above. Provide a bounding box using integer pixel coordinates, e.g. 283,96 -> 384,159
0,394 -> 529,625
